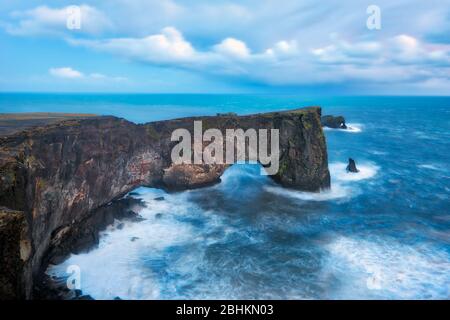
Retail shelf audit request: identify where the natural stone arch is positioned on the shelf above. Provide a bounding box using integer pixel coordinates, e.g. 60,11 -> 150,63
0,106 -> 329,299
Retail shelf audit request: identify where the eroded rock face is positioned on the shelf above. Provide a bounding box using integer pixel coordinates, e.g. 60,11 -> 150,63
0,107 -> 330,299
0,207 -> 31,299
321,115 -> 347,129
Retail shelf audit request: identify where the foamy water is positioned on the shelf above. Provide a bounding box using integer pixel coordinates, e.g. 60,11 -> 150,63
329,162 -> 379,182
264,184 -> 352,201
48,190 -> 199,299
264,161 -> 379,202
47,157 -> 450,299
323,123 -> 363,133
323,236 -> 450,299
45,98 -> 450,300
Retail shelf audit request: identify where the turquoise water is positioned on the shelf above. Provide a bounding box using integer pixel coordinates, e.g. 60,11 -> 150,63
3,94 -> 449,299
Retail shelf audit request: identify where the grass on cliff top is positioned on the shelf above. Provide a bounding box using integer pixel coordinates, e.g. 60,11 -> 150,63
0,113 -> 97,120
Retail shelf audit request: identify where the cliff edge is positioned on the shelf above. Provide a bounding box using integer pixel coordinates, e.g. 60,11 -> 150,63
0,106 -> 330,299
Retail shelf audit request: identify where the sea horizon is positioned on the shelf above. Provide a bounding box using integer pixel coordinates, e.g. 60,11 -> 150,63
1,0 -> 449,306
2,93 -> 448,299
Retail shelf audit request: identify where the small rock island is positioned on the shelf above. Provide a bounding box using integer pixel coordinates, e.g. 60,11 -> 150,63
321,115 -> 347,129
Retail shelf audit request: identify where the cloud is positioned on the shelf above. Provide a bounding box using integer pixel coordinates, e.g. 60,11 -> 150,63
214,38 -> 251,59
49,67 -> 127,82
4,0 -> 450,93
70,27 -> 197,64
49,67 -> 83,79
6,5 -> 111,36
69,26 -> 296,64
311,40 -> 382,65
67,25 -> 450,88
67,27 -> 290,76
390,34 -> 450,65
265,41 -> 298,57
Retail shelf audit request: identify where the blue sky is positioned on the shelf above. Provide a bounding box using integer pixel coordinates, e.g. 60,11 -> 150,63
1,0 -> 450,94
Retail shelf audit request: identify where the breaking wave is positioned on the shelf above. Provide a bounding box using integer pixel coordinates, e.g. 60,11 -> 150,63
265,161 -> 379,201
264,184 -> 352,201
329,162 -> 379,182
323,123 -> 363,133
323,236 -> 450,299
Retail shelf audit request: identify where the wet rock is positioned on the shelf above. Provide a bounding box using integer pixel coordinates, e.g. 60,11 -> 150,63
153,196 -> 165,201
44,197 -> 146,267
130,237 -> 139,242
346,158 -> 359,173
0,106 -> 330,299
321,115 -> 347,129
155,213 -> 163,219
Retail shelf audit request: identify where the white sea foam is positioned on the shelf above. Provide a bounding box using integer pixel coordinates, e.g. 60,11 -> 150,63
417,164 -> 441,171
47,185 -> 251,300
369,150 -> 388,156
323,236 -> 450,299
329,162 -> 379,182
264,161 -> 379,202
345,123 -> 363,133
264,184 -> 352,201
47,188 -> 201,300
323,123 -> 363,133
46,164 -> 383,299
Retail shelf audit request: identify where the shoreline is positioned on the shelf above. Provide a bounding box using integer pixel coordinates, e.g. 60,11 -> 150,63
0,107 -> 330,299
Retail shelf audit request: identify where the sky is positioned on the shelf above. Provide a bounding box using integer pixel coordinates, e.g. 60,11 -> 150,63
0,0 -> 450,94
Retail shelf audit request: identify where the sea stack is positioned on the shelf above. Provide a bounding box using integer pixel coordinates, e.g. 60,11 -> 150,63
321,115 -> 347,129
346,158 -> 359,173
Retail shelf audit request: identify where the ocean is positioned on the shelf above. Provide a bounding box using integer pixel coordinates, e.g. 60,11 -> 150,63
2,94 -> 449,299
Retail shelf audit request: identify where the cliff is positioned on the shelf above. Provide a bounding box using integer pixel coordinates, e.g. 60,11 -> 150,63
0,107 -> 330,299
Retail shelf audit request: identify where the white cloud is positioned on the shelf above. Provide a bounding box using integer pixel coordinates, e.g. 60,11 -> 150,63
66,25 -> 450,88
265,40 -> 298,57
49,67 -> 127,82
6,5 -> 111,36
214,38 -> 251,59
311,34 -> 450,70
49,67 -> 83,79
5,0 -> 450,93
69,27 -> 298,67
70,27 -> 196,64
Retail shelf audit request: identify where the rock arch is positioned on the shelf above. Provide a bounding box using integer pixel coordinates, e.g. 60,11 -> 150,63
0,106 -> 329,298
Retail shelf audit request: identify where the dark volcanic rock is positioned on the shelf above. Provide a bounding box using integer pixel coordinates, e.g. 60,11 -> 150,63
43,197 -> 146,266
153,197 -> 165,201
0,207 -> 31,299
346,158 -> 359,173
0,107 -> 330,299
34,273 -> 95,300
321,115 -> 347,129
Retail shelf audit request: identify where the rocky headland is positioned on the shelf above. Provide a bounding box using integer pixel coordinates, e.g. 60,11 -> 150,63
0,107 -> 330,299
